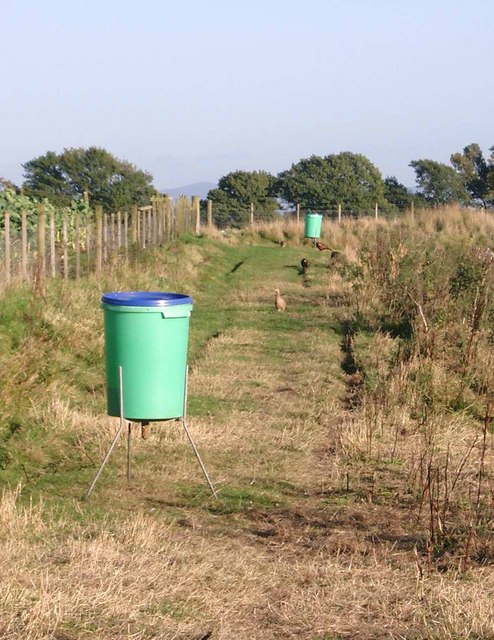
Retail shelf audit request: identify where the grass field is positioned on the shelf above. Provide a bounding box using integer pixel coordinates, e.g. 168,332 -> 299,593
2,214 -> 494,639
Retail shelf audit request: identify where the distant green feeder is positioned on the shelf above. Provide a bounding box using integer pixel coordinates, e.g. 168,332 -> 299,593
101,291 -> 193,421
304,212 -> 323,239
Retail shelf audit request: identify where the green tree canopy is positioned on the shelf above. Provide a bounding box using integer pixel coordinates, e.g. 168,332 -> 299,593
383,176 -> 413,211
207,170 -> 278,227
450,143 -> 493,207
22,147 -> 154,211
409,159 -> 467,206
274,152 -> 386,212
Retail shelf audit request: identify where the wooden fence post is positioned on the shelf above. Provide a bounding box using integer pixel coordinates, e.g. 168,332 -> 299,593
131,205 -> 138,245
296,203 -> 300,225
36,205 -> 46,292
95,204 -> 103,272
124,212 -> 128,253
86,218 -> 92,275
116,211 -> 122,251
164,197 -> 169,240
141,209 -> 147,249
21,210 -> 27,280
174,199 -> 181,236
152,196 -> 158,245
157,198 -> 163,244
62,210 -> 68,278
186,197 -> 192,233
147,208 -> 152,246
250,202 -> 254,227
375,202 -> 379,220
192,195 -> 201,234
177,196 -> 190,235
207,199 -> 213,229
103,214 -> 108,263
110,213 -> 115,256
338,203 -> 342,224
4,211 -> 10,284
176,197 -> 185,235
50,210 -> 56,277
75,212 -> 81,278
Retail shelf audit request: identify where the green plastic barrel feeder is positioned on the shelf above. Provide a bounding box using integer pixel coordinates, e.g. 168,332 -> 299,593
304,212 -> 323,239
101,292 -> 193,421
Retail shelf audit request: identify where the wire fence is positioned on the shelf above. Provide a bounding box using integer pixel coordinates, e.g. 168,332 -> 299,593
0,195 -> 205,289
0,195 -> 405,288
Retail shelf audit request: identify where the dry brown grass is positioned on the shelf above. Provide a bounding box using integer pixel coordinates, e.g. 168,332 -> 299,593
250,205 -> 494,259
3,445 -> 494,640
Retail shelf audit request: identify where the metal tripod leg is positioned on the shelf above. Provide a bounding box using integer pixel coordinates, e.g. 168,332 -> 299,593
85,366 -> 126,500
182,365 -> 218,499
127,421 -> 132,482
182,418 -> 218,499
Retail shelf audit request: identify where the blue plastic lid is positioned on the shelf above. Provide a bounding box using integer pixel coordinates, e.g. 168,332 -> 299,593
101,291 -> 193,307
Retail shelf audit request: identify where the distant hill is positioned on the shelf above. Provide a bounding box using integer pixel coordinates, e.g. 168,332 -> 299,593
159,182 -> 217,200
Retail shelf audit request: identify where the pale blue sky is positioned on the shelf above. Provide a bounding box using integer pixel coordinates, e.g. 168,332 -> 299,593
1,0 -> 492,189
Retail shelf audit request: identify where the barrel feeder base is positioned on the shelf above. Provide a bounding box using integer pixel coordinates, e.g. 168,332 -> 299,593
84,365 -> 217,500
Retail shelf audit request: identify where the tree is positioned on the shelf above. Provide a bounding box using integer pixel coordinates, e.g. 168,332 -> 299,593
22,150 -> 69,205
22,147 -> 154,210
489,146 -> 494,197
207,170 -> 278,227
409,159 -> 467,206
383,176 -> 413,211
274,152 -> 386,212
450,143 -> 493,207
0,177 -> 18,192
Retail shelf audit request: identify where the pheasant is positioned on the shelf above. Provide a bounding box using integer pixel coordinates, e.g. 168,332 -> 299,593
315,241 -> 331,251
274,289 -> 286,312
301,258 -> 309,273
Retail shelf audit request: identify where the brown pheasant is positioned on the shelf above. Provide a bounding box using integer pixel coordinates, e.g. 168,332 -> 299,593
274,289 -> 286,312
315,241 -> 331,251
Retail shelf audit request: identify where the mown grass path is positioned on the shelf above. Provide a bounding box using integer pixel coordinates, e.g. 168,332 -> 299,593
122,239 -> 347,516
